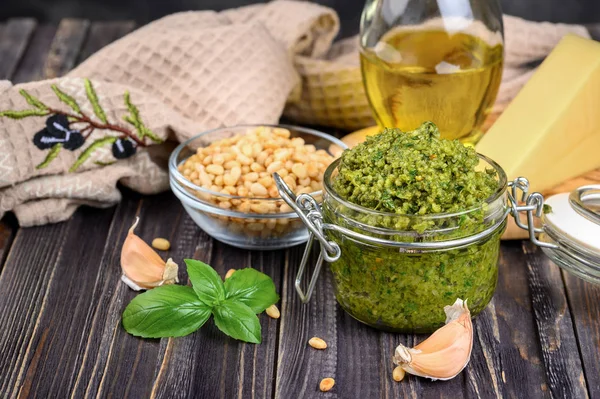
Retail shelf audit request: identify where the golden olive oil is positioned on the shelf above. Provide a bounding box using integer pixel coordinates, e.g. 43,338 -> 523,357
360,29 -> 503,144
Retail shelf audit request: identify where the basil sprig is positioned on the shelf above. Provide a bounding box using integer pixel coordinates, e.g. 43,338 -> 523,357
122,259 -> 279,343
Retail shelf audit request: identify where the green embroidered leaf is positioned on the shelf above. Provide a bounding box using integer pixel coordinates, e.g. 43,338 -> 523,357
69,136 -> 117,172
51,84 -> 82,115
19,89 -> 48,110
94,160 -> 116,167
123,91 -> 162,144
0,109 -> 48,119
84,79 -> 108,124
36,144 -> 62,169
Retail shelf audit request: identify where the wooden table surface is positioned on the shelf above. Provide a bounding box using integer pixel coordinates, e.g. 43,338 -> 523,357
0,18 -> 599,399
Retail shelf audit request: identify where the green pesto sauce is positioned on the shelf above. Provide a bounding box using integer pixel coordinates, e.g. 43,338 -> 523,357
326,122 -> 504,332
333,121 -> 497,216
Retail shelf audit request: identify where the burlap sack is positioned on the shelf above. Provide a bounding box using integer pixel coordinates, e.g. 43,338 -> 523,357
0,0 -> 594,226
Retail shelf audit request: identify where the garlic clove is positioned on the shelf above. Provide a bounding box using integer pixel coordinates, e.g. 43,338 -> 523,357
393,298 -> 473,381
120,217 -> 179,291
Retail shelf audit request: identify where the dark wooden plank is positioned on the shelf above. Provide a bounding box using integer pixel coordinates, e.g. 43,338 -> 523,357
2,207 -> 116,398
522,242 -> 588,398
0,18 -> 36,79
275,246 -> 340,398
44,19 -> 89,79
0,220 -> 72,396
484,242 -> 551,398
67,194 -> 185,398
76,21 -> 136,65
0,214 -> 18,270
12,24 -> 58,84
0,18 -> 37,274
562,270 -> 600,398
147,220 -> 215,399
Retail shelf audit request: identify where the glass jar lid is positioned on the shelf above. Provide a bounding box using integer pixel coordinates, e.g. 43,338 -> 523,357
543,188 -> 600,251
537,186 -> 600,284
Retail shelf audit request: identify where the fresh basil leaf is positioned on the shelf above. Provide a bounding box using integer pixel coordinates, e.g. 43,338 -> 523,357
212,300 -> 261,344
185,259 -> 225,305
122,285 -> 211,338
224,268 -> 279,313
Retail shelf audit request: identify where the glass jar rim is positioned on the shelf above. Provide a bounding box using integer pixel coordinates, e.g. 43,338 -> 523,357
323,153 -> 508,221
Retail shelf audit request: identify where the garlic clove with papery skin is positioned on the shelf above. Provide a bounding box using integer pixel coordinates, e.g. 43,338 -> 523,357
120,217 -> 179,291
393,298 -> 473,381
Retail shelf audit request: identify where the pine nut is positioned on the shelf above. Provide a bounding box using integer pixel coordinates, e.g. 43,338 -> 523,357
258,176 -> 273,188
392,366 -> 405,382
206,164 -> 225,176
244,172 -> 259,182
266,304 -> 280,319
225,268 -> 235,279
151,238 -> 170,251
251,162 -> 265,173
230,166 -> 242,180
213,154 -> 225,165
223,173 -> 238,187
267,161 -> 284,174
319,378 -> 335,392
308,337 -> 327,350
250,182 -> 268,196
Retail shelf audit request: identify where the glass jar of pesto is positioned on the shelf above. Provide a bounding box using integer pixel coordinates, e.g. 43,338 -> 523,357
273,123 -> 600,333
317,155 -> 506,332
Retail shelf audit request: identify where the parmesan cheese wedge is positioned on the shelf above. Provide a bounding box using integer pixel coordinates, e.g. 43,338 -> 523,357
476,35 -> 600,193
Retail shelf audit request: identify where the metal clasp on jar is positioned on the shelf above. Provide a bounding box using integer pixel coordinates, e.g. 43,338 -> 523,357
507,177 -> 558,249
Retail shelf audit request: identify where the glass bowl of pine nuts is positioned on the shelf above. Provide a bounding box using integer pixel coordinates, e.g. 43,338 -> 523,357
169,124 -> 347,250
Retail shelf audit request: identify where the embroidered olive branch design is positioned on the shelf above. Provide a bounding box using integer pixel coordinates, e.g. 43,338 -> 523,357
0,79 -> 162,171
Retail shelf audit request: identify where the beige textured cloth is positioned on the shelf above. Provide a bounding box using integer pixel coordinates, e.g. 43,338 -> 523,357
0,0 -> 592,226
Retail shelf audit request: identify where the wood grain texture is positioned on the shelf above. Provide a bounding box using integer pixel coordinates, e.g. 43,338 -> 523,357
562,270 -> 600,398
275,246 -> 340,399
522,242 -> 589,399
0,18 -> 36,274
0,18 -> 36,79
475,242 -> 551,398
12,24 -> 59,83
0,220 -> 72,396
44,19 -> 89,78
9,208 -> 116,398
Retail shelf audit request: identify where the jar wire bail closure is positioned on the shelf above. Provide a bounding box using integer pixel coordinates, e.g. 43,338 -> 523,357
274,173 -> 340,303
507,177 -> 558,249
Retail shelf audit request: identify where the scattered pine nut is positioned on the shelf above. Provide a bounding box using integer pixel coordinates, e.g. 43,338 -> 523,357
392,366 -> 405,382
308,337 -> 327,350
266,304 -> 280,319
151,238 -> 170,251
225,269 -> 236,279
319,378 -> 335,392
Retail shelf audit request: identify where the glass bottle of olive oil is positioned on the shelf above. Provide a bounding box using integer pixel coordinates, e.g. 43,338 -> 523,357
360,0 -> 504,145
